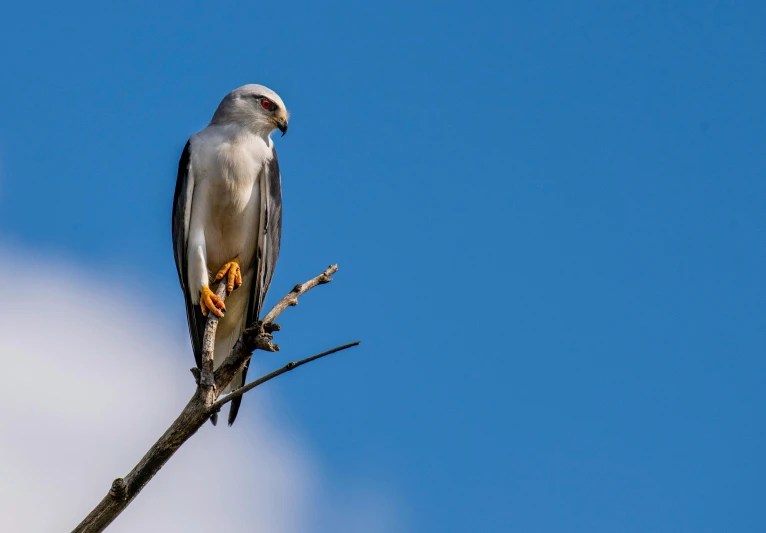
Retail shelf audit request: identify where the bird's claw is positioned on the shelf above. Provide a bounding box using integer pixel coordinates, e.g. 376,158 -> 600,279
200,285 -> 225,317
215,260 -> 243,294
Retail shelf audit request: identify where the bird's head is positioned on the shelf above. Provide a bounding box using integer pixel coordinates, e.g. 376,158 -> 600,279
210,84 -> 289,137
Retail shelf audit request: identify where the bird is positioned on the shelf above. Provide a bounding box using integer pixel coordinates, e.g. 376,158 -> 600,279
172,84 -> 288,426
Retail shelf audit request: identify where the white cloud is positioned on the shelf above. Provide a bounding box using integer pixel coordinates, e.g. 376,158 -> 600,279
0,247 -> 400,532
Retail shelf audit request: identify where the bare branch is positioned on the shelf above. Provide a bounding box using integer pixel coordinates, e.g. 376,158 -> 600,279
213,264 -> 339,391
200,282 -> 228,388
213,341 -> 361,409
261,263 -> 338,325
72,264 -> 347,533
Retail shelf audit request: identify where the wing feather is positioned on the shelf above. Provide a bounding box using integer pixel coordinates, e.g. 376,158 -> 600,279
228,146 -> 282,425
172,140 -> 206,369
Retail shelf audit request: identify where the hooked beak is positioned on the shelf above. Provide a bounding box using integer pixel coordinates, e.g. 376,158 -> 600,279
276,119 -> 288,136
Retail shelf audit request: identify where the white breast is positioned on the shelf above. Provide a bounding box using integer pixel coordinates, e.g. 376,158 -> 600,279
190,124 -> 272,275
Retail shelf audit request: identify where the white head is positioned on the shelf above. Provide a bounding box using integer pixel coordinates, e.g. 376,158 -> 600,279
210,84 -> 289,137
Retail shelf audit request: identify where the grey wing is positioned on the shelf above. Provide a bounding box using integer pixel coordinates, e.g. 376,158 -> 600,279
253,148 -> 283,319
228,148 -> 282,425
172,139 -> 206,369
244,147 -> 283,328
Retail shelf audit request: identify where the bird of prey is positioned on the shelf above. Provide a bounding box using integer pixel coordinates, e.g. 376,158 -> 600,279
172,84 -> 288,426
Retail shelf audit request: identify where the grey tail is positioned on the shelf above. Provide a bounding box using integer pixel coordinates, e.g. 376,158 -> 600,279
227,397 -> 242,426
227,359 -> 250,426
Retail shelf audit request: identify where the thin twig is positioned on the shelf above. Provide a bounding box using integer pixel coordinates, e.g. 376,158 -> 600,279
72,264 -> 346,533
261,264 -> 338,326
213,341 -> 361,409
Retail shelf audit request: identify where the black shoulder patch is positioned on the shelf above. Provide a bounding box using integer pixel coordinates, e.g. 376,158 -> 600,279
268,149 -> 281,202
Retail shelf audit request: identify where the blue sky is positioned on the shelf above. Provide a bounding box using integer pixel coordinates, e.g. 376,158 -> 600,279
1,1 -> 765,531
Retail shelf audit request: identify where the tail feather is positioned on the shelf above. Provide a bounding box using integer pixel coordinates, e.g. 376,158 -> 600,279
228,398 -> 242,426
227,362 -> 248,426
213,293 -> 252,427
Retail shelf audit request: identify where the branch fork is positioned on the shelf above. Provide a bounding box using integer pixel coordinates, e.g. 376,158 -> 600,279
72,263 -> 359,533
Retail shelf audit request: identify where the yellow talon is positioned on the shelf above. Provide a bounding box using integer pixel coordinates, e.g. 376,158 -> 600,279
200,285 -> 225,318
215,260 -> 242,294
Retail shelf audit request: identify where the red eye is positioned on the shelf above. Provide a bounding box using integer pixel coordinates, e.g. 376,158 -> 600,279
261,99 -> 272,110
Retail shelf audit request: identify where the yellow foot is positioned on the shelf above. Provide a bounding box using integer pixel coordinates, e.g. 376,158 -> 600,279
215,260 -> 243,293
200,285 -> 225,317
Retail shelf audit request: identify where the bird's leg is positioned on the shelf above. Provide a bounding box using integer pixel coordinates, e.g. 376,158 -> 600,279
215,259 -> 243,294
200,286 -> 226,317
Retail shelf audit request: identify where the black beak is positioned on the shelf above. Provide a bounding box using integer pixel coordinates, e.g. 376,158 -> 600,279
277,120 -> 288,136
